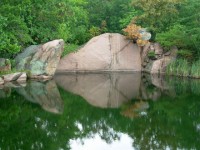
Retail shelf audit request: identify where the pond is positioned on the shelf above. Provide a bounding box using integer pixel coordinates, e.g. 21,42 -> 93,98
0,72 -> 200,150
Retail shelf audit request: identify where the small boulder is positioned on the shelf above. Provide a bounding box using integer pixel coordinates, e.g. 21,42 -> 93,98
3,72 -> 22,82
15,39 -> 64,78
17,73 -> 27,82
139,28 -> 151,41
150,47 -> 178,74
0,77 -> 4,85
0,58 -> 11,72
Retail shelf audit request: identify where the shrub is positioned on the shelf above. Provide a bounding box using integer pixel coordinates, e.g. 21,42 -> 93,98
62,44 -> 79,57
147,51 -> 156,59
123,24 -> 150,46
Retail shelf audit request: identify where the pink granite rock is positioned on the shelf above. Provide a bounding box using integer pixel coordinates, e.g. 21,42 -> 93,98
57,33 -> 141,72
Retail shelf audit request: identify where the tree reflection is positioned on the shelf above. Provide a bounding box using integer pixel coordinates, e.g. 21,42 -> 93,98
0,75 -> 200,149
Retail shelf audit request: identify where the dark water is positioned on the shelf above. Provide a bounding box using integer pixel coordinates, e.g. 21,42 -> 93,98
0,72 -> 200,150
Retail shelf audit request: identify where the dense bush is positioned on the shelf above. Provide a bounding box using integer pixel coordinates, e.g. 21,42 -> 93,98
0,0 -> 134,58
0,0 -> 199,61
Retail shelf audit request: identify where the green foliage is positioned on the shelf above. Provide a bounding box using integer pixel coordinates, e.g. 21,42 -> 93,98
86,0 -> 133,33
167,58 -> 200,78
0,0 -> 90,58
177,49 -> 193,59
132,0 -> 185,33
119,9 -> 139,29
1,77 -> 200,149
89,26 -> 101,38
62,44 -> 79,57
166,59 -> 190,77
0,0 -> 199,63
130,0 -> 200,61
154,0 -> 200,59
191,60 -> 200,78
0,0 -> 137,59
147,51 -> 156,59
156,24 -> 187,50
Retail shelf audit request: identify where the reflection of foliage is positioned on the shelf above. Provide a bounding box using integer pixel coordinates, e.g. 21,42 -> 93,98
121,100 -> 149,118
0,88 -> 127,149
1,79 -> 200,150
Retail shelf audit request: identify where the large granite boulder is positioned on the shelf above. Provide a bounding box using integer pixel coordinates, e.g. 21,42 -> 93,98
0,58 -> 11,72
57,33 -> 141,72
15,39 -> 64,78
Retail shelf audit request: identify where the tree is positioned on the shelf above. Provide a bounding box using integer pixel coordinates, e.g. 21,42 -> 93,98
131,0 -> 185,36
156,0 -> 200,59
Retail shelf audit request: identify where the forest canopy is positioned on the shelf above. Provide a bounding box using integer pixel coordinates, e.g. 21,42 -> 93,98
0,0 -> 199,60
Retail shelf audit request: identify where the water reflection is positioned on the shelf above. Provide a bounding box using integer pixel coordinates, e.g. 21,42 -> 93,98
0,80 -> 64,114
55,72 -> 174,108
55,72 -> 141,108
70,132 -> 134,150
0,73 -> 200,150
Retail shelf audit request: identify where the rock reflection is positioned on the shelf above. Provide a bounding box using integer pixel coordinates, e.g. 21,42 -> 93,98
140,73 -> 176,101
55,72 -> 141,108
0,87 -> 11,98
16,80 -> 64,114
0,81 -> 25,98
55,72 -> 175,108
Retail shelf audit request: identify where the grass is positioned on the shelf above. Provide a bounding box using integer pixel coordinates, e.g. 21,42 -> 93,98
191,60 -> 200,78
166,58 -> 200,78
166,59 -> 190,77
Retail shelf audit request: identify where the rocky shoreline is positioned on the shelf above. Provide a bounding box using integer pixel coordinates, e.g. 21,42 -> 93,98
1,33 -> 199,84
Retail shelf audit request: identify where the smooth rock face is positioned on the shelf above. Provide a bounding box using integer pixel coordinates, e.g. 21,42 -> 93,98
15,39 -> 64,78
0,58 -> 11,72
57,33 -> 141,72
16,80 -> 64,114
55,73 -> 141,108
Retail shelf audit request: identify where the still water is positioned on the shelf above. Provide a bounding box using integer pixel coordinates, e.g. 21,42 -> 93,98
0,72 -> 200,150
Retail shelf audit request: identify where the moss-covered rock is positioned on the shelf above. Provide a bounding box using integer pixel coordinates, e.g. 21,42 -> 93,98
15,39 -> 64,78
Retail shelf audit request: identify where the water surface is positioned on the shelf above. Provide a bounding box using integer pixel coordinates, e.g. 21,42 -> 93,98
0,73 -> 200,150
